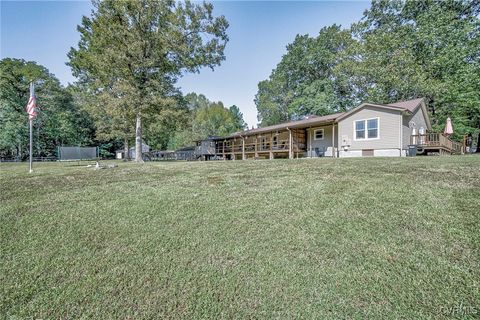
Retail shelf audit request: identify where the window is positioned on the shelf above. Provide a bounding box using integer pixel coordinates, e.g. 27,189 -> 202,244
367,119 -> 378,139
355,121 -> 365,139
314,129 -> 324,140
261,137 -> 267,149
355,118 -> 379,140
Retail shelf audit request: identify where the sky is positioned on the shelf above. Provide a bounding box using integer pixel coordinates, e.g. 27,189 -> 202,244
1,0 -> 370,127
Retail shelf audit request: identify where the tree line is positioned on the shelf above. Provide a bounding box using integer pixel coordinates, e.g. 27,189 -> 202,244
255,0 -> 480,140
1,0 -> 247,160
0,58 -> 246,159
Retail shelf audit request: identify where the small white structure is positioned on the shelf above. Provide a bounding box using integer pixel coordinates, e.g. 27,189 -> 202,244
116,143 -> 150,159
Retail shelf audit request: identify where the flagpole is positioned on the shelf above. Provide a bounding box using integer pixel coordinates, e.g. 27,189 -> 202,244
29,117 -> 33,173
28,82 -> 34,173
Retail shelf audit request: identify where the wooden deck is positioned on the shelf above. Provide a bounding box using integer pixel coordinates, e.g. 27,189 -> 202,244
411,133 -> 464,155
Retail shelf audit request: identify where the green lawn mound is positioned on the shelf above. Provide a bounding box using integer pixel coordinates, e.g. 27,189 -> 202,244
1,156 -> 479,318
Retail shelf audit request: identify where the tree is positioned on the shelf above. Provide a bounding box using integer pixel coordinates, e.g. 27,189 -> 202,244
69,82 -> 133,160
228,105 -> 247,131
0,58 -> 93,159
255,25 -> 355,126
165,93 -> 247,148
255,1 -> 480,137
193,101 -> 236,139
68,0 -> 229,162
144,92 -> 189,150
184,92 -> 210,111
346,0 -> 480,137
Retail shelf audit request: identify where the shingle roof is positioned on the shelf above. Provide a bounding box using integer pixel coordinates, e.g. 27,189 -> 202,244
211,98 -> 426,140
387,97 -> 424,112
223,112 -> 345,138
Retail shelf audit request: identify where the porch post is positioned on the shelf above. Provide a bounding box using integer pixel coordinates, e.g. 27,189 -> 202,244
288,128 -> 293,159
232,139 -> 235,160
309,127 -> 312,157
242,137 -> 245,160
332,124 -> 336,158
222,140 -> 225,159
269,132 -> 273,159
254,136 -> 258,159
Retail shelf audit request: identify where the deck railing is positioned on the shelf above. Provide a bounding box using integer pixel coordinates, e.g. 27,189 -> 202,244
410,133 -> 464,154
215,138 -> 306,154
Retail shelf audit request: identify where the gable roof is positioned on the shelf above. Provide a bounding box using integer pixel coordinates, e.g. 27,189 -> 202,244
387,97 -> 424,112
336,98 -> 426,122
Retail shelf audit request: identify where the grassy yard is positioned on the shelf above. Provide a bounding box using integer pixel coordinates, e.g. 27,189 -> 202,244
1,156 -> 479,319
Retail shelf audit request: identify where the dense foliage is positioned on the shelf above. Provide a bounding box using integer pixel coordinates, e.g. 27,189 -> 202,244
0,58 -> 245,158
255,25 -> 355,126
0,59 -> 94,159
68,0 -> 229,161
256,0 -> 480,138
167,93 -> 247,150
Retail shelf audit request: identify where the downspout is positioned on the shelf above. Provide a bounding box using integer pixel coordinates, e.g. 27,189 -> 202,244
332,123 -> 336,158
399,113 -> 403,157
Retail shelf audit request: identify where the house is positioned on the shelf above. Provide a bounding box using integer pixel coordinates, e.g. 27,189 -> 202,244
205,98 -> 463,159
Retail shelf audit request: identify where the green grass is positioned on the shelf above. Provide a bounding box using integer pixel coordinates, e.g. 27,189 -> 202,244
1,156 -> 479,319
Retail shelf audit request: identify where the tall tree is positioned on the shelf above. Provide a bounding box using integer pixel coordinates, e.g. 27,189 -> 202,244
70,81 -> 135,160
68,0 -> 228,162
255,25 -> 355,126
255,0 -> 480,137
192,101 -> 236,139
167,93 -> 247,148
346,0 -> 480,137
228,105 -> 247,132
0,58 -> 93,158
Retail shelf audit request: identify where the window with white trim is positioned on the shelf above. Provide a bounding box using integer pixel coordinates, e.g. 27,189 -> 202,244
314,129 -> 324,140
355,118 -> 379,140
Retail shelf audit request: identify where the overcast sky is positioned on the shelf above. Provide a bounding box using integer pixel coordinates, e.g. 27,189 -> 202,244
1,0 -> 369,127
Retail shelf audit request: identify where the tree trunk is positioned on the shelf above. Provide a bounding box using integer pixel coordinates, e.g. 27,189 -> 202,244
123,136 -> 129,161
135,112 -> 144,163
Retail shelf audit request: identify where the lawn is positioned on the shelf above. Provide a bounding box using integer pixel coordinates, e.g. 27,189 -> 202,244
1,156 -> 479,319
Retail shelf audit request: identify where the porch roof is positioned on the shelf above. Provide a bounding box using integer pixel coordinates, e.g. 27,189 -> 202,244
221,112 -> 344,139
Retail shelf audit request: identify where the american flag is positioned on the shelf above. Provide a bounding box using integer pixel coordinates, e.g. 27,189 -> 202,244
26,82 -> 37,120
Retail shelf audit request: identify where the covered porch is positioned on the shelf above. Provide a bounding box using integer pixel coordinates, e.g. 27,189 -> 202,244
215,128 -> 307,160
305,123 -> 338,158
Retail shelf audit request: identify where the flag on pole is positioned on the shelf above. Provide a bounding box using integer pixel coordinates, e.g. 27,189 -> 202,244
27,82 -> 36,173
26,82 -> 37,120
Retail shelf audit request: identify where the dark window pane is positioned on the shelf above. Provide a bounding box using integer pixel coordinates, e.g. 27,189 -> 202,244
356,121 -> 365,130
367,118 -> 378,130
368,129 -> 378,139
356,130 -> 365,139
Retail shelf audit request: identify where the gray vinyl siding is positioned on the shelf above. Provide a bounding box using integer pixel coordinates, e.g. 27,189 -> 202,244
307,125 -> 337,156
337,106 -> 402,150
402,106 -> 428,148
